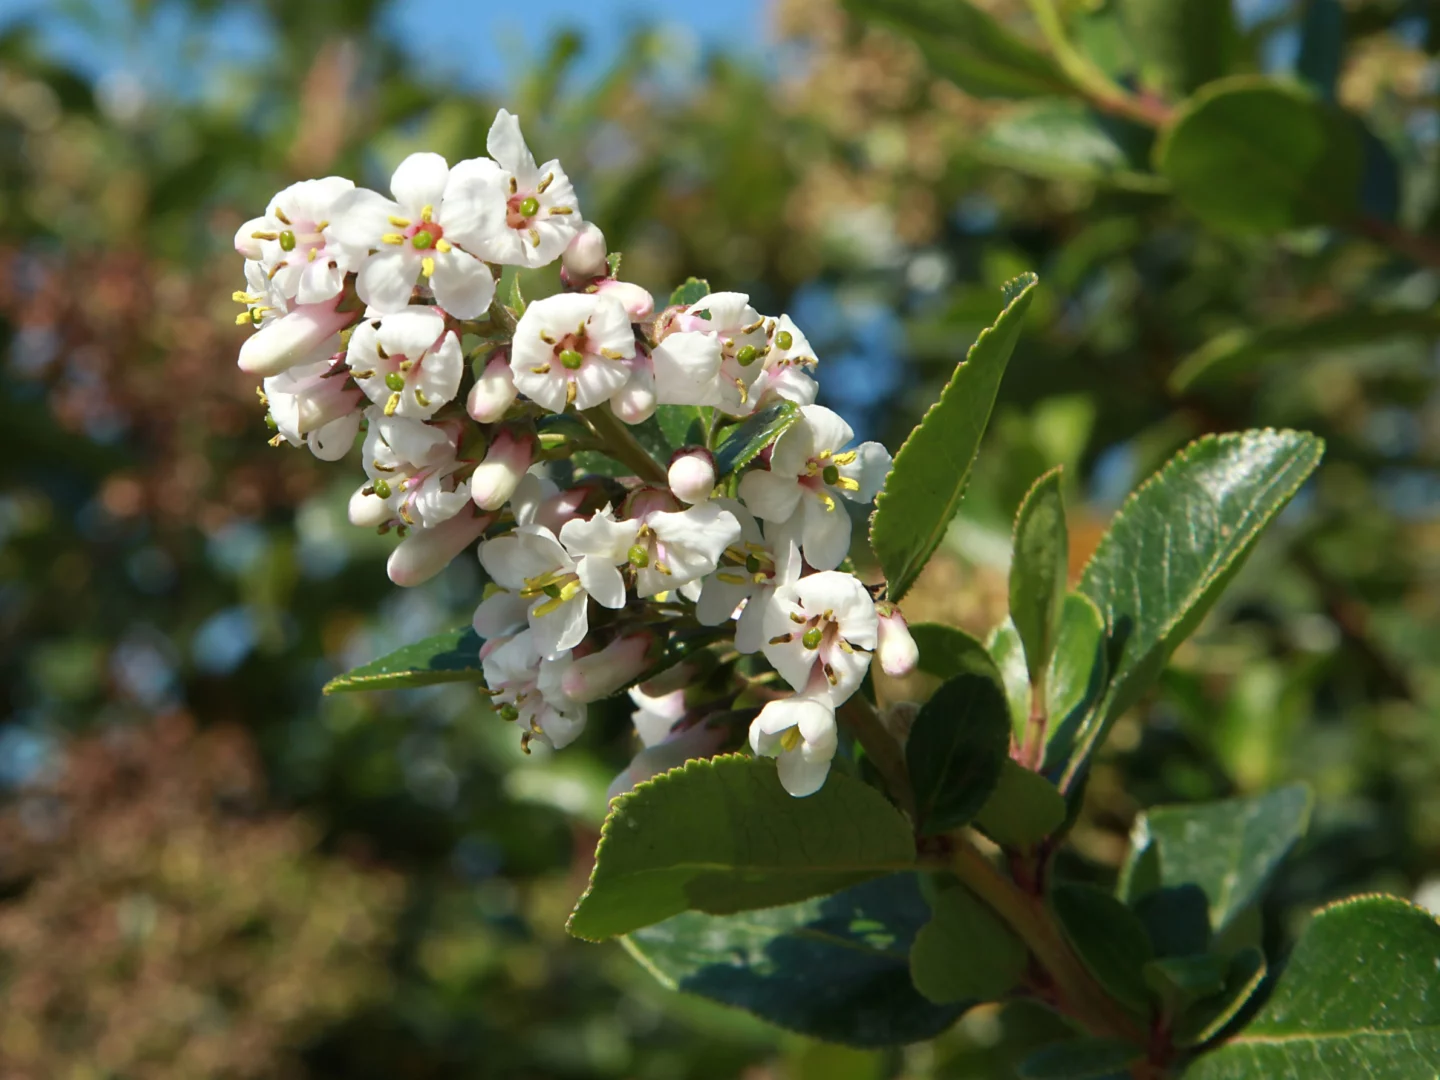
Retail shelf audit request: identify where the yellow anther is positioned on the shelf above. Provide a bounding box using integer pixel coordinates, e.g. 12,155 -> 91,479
539,332 -> 556,344
528,228 -> 541,248
834,476 -> 861,492
435,238 -> 452,253
232,290 -> 259,303
831,451 -> 858,466
734,378 -> 748,404
715,572 -> 748,585
384,392 -> 401,416
654,561 -> 673,576
420,204 -> 434,222
818,492 -> 836,512
548,206 -> 572,215
537,172 -> 554,194
267,434 -> 284,446
531,364 -> 551,375
566,381 -> 577,405
388,215 -> 412,227
381,233 -> 405,245
235,312 -> 253,326
274,207 -> 292,225
769,633 -> 795,646
599,348 -> 625,360
421,256 -> 435,279
307,247 -> 318,261
780,727 -> 803,752
414,388 -> 430,408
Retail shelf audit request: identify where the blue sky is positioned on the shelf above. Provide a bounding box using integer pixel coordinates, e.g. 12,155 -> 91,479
0,0 -> 766,94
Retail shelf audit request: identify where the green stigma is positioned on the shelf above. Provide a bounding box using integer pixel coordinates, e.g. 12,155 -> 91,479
745,554 -> 763,574
801,627 -> 823,650
411,230 -> 434,249
279,230 -> 296,252
519,196 -> 540,217
628,545 -> 650,568
822,465 -> 840,485
498,704 -> 520,722
735,344 -> 758,367
265,413 -> 278,431
384,371 -> 406,392
559,349 -> 585,370
373,479 -> 392,499
776,330 -> 793,350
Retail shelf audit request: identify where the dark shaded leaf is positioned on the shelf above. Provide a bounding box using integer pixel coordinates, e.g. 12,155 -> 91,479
1051,883 -> 1153,1012
1010,466 -> 1068,687
910,622 -> 1004,686
668,277 -> 711,308
906,674 -> 1013,836
910,883 -> 1027,1004
713,401 -> 800,479
973,760 -> 1066,849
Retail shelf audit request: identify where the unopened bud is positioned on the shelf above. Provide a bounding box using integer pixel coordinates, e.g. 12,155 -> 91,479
349,483 -> 392,527
234,216 -> 269,260
876,603 -> 918,677
386,509 -> 492,587
667,448 -> 716,505
466,354 -> 518,424
470,429 -> 535,511
238,301 -> 355,378
593,279 -> 655,320
611,371 -> 657,425
561,633 -> 655,704
561,222 -> 608,281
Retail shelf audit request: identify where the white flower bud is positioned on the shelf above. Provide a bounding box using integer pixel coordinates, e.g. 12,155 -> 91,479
561,222 -> 608,281
233,215 -> 269,260
560,633 -> 655,704
876,603 -> 919,677
667,448 -> 716,504
594,279 -> 655,320
386,509 -> 491,587
469,429 -> 535,511
238,302 -> 354,378
348,483 -> 392,528
466,354 -> 518,424
611,373 -> 657,425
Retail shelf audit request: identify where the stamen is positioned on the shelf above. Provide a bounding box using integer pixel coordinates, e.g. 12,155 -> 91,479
414,388 -> 430,408
421,256 -> 435,278
528,228 -> 541,247
250,230 -> 279,241
388,215 -> 412,227
530,364 -> 551,375
566,381 -> 577,405
384,392 -> 401,416
274,208 -> 292,225
768,633 -> 795,645
435,238 -> 452,253
537,172 -> 554,194
548,206 -> 572,215
780,727 -> 803,752
715,571 -> 748,585
539,332 -> 557,345
420,204 -> 434,221
381,233 -> 405,245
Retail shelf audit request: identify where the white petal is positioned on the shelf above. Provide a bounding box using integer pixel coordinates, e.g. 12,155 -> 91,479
439,156 -> 507,248
478,525 -> 568,588
734,595 -> 767,654
390,151 -> 451,213
577,556 -> 626,609
327,188 -> 399,250
356,247 -> 417,313
487,108 -> 538,180
377,308 -> 446,358
651,332 -> 722,405
840,441 -> 893,504
473,590 -> 530,639
430,247 -> 496,319
696,576 -> 748,626
531,594 -> 588,656
307,411 -> 360,460
649,502 -> 740,583
570,353 -> 630,412
737,469 -> 803,524
296,258 -> 345,306
777,727 -> 836,797
800,493 -> 852,571
799,404 -> 854,456
769,415 -> 817,477
415,331 -> 465,410
560,509 -> 638,561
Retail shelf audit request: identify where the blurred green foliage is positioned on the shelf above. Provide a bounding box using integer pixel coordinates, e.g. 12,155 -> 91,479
2,0 -> 1439,1075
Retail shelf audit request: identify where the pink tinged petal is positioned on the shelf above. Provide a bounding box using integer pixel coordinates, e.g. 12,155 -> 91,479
387,509 -> 491,587
473,590 -> 529,639
349,484 -> 391,528
841,441 -> 893,504
438,156 -> 507,246
737,469 -> 803,524
794,571 -> 879,647
563,222 -> 608,280
471,431 -> 535,511
510,473 -> 559,527
629,687 -> 687,747
467,356 -> 518,423
234,215 -> 270,259
308,411 -> 360,461
651,332 -> 723,406
429,248 -> 496,319
594,279 -> 654,320
531,594 -> 588,656
877,608 -> 919,677
327,188 -> 401,250
238,302 -> 354,377
668,449 -> 716,504
611,367 -> 656,425
486,108 -> 538,180
356,247 -> 417,314
689,292 -> 755,330
577,557 -> 627,609
799,493 -> 852,572
390,151 -> 450,213
798,405 -> 854,455
561,633 -> 653,703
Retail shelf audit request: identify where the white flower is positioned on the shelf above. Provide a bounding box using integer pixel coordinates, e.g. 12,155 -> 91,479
476,513 -> 629,657
627,497 -> 742,599
875,602 -> 919,677
466,352 -> 517,423
235,261 -> 354,378
234,177 -> 357,304
695,500 -> 801,653
593,279 -> 654,320
440,109 -> 582,269
651,292 -> 767,416
610,348 -> 656,425
362,412 -> 471,529
751,313 -> 819,408
509,292 -> 635,413
761,570 -> 878,705
328,153 -> 496,317
470,429 -> 535,511
737,404 -> 892,571
387,506 -> 493,587
482,630 -> 587,750
628,685 -> 688,747
667,448 -> 716,504
348,482 -> 392,528
263,353 -> 363,461
346,309 -> 463,421
749,683 -> 838,797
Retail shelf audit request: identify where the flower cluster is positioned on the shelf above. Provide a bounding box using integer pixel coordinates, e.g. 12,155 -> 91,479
232,109 -> 917,797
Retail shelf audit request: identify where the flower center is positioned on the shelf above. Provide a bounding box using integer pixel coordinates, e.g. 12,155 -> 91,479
520,569 -> 583,616
506,193 -> 540,229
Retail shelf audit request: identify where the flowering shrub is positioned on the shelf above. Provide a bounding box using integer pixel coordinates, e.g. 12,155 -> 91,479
230,108 -> 1440,1077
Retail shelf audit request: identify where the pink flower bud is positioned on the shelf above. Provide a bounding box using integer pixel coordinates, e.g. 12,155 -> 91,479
606,722 -> 728,802
562,222 -> 609,281
238,301 -> 355,378
533,486 -> 587,535
466,354 -> 517,424
611,371 -> 657,425
667,448 -> 716,505
387,509 -> 492,587
876,603 -> 918,677
560,633 -> 656,704
234,216 -> 268,260
348,483 -> 391,528
469,429 -> 535,511
593,279 -> 655,320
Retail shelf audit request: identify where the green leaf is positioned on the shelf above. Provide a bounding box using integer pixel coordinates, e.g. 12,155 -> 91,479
1066,429 -> 1324,787
625,874 -> 965,1047
668,276 -> 712,308
506,270 -> 526,317
1051,883 -> 1154,1012
1116,0 -> 1236,95
713,401 -> 801,479
1188,897 -> 1440,1077
909,883 -> 1027,1004
843,0 -> 1075,99
654,404 -> 710,454
1119,785 -> 1312,934
1010,467 -> 1069,688
568,755 -> 915,941
906,673 -> 1013,836
1174,946 -> 1266,1047
973,759 -> 1066,848
979,101 -> 1165,191
1169,307 -> 1440,391
323,626 -> 483,694
987,619 -> 1030,738
910,622 -> 1004,686
1142,954 -> 1228,1009
1156,76 -> 1364,233
871,273 -> 1038,601
1018,1038 -> 1142,1079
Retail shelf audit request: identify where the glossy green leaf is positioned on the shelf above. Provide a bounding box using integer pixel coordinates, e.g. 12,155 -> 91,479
668,276 -> 711,308
1010,467 -> 1068,688
654,404 -> 710,454
973,759 -> 1066,848
987,619 -> 1030,737
1018,1038 -> 1142,1079
713,401 -> 800,479
906,673 -> 1012,836
979,101 -> 1164,191
1169,307 -> 1440,391
909,883 -> 1027,1004
871,273 -> 1038,601
1117,0 -> 1236,95
1119,785 -> 1312,934
625,874 -> 964,1047
910,622 -> 1004,686
1156,77 -> 1363,233
1175,947 -> 1266,1047
323,626 -> 483,694
1065,429 -> 1324,788
1188,897 -> 1440,1077
844,0 -> 1074,99
1132,884 -> 1211,959
568,755 -> 915,941
1051,883 -> 1153,1012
